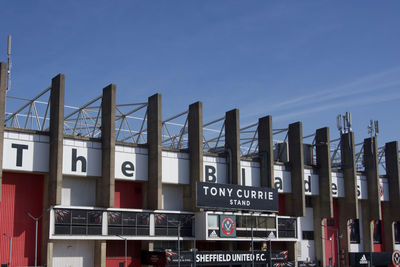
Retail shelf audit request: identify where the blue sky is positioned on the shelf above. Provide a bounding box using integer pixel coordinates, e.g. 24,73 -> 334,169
1,0 -> 400,146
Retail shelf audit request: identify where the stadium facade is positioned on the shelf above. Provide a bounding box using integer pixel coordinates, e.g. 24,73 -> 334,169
0,62 -> 400,267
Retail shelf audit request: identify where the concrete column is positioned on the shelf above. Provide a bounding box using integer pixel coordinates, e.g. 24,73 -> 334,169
96,84 -> 116,208
363,136 -> 381,220
94,240 -> 107,267
382,141 -> 400,251
315,127 -> 333,218
225,109 -> 241,185
360,137 -> 381,253
184,101 -> 203,211
44,74 -> 65,267
0,62 -> 6,201
258,115 -> 274,188
46,241 -> 54,267
285,122 -> 305,217
48,74 -> 65,206
313,127 -> 332,265
337,132 -> 358,263
338,132 -> 358,219
147,93 -> 162,210
312,200 -> 326,265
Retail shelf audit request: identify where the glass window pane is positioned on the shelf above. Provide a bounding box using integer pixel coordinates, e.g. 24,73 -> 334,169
54,209 -> 71,224
247,216 -> 256,228
122,212 -> 137,226
137,213 -> 150,226
208,215 -> 218,228
155,214 -> 167,227
71,210 -> 87,225
237,216 -> 246,228
108,212 -> 122,225
88,211 -> 102,225
266,217 -> 276,228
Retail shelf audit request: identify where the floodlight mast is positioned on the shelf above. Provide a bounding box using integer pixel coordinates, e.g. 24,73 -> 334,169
7,34 -> 12,92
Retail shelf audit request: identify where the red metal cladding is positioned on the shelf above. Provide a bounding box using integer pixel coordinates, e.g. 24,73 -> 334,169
114,181 -> 142,209
278,194 -> 285,216
0,172 -> 44,266
106,240 -> 141,267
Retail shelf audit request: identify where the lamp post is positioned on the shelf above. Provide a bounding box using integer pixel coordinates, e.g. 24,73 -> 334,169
25,208 -> 49,267
3,233 -> 12,267
116,235 -> 127,267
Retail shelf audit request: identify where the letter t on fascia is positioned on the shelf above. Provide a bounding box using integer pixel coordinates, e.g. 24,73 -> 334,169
203,186 -> 209,195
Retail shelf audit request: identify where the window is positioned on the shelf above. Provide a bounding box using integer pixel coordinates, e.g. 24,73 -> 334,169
208,214 -> 218,228
395,221 -> 400,244
108,211 -> 150,236
302,231 -> 314,240
154,213 -> 193,237
373,220 -> 382,244
278,218 -> 297,238
54,209 -> 102,235
349,219 -> 360,244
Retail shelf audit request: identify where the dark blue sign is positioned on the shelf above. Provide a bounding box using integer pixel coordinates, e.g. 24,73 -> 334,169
196,182 -> 278,212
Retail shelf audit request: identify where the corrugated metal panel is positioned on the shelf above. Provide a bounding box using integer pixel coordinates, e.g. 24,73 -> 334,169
0,172 -> 44,266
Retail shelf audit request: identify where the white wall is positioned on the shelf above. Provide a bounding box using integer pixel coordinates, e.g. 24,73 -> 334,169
203,156 -> 227,183
241,161 -> 260,186
162,184 -> 183,210
53,240 -> 94,267
162,151 -> 190,184
62,176 -> 96,206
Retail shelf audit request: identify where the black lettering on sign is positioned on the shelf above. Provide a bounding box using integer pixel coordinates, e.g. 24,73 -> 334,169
357,184 -> 361,197
71,148 -> 87,172
11,143 -> 28,167
205,165 -> 216,182
121,161 -> 135,177
241,168 -> 246,185
274,177 -> 283,190
304,175 -> 312,193
332,182 -> 338,196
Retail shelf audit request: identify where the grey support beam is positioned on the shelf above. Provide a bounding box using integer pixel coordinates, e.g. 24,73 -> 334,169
285,122 -> 305,217
184,101 -> 203,211
360,137 -> 381,253
258,115 -> 274,188
337,132 -> 358,261
313,127 -> 332,266
363,136 -> 381,220
315,127 -> 333,218
97,84 -> 116,208
0,62 -> 6,201
382,141 -> 400,251
147,93 -> 162,210
385,141 -> 400,219
339,132 -> 358,218
48,74 -> 65,206
225,109 -> 241,185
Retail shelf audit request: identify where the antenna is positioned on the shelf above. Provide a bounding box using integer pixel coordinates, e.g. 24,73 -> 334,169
6,34 -> 11,92
337,112 -> 352,134
368,119 -> 379,137
336,115 -> 343,133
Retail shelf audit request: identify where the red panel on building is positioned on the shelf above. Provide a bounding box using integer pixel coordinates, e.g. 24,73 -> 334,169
114,181 -> 142,209
0,172 -> 44,266
106,240 -> 141,267
324,199 -> 339,267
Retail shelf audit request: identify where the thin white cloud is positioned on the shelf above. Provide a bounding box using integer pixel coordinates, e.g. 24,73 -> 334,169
274,91 -> 400,122
241,66 -> 400,120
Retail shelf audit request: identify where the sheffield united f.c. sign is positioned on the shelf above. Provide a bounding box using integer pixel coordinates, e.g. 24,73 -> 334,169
196,182 -> 278,212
